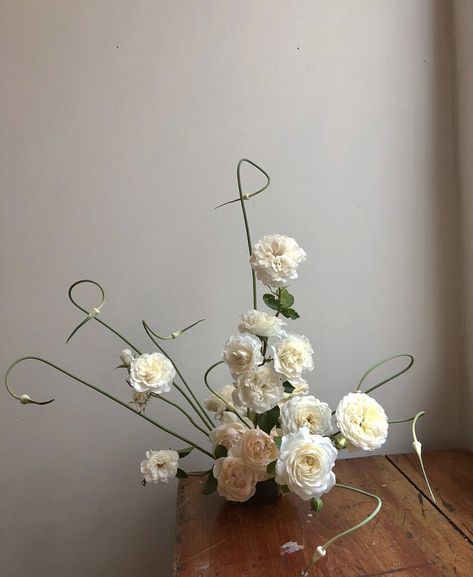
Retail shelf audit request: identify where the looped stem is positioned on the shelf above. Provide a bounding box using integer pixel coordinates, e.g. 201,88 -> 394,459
215,159 -> 271,310
355,354 -> 414,395
301,483 -> 382,577
4,356 -> 213,458
67,280 -> 142,354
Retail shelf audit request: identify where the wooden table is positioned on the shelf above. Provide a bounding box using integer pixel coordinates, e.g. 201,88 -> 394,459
174,450 -> 473,576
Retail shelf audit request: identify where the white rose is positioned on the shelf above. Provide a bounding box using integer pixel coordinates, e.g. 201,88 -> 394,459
250,234 -> 306,287
275,427 -> 337,500
140,449 -> 179,484
209,411 -> 252,450
204,384 -> 238,417
335,392 -> 388,451
280,395 -> 333,436
270,332 -> 314,382
281,378 -> 310,401
120,349 -> 134,366
132,390 -> 150,413
237,309 -> 284,338
213,456 -> 257,502
129,352 -> 176,394
222,334 -> 263,380
233,364 -> 284,414
229,428 -> 279,475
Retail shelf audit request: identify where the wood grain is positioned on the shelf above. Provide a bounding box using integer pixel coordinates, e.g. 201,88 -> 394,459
173,453 -> 473,577
388,449 -> 473,542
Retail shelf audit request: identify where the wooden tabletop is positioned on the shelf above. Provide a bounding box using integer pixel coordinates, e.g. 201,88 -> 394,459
174,449 -> 473,577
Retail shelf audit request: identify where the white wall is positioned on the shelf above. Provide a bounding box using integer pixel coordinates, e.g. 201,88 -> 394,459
452,1 -> 473,449
0,2 -> 462,576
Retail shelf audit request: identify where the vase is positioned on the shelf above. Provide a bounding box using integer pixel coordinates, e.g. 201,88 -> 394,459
245,478 -> 279,506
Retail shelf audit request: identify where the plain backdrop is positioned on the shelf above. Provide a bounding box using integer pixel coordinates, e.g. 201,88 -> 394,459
0,1 -> 468,576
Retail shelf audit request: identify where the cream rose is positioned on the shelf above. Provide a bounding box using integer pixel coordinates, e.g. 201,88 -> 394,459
204,384 -> 238,417
237,309 -> 284,338
209,412 -> 252,450
213,456 -> 257,502
280,378 -> 310,402
335,392 -> 388,451
270,332 -> 314,382
229,428 -> 279,475
280,395 -> 333,436
222,334 -> 263,380
233,364 -> 284,414
250,234 -> 306,287
129,352 -> 175,394
140,449 -> 179,484
275,427 -> 337,500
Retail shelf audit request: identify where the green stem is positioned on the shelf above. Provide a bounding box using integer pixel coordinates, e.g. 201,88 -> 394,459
5,356 -> 214,458
143,321 -> 213,429
204,361 -> 251,428
216,159 -> 271,311
355,354 -> 414,395
411,411 -> 436,502
301,483 -> 382,577
150,393 -> 210,437
172,381 -> 212,431
67,280 -> 143,355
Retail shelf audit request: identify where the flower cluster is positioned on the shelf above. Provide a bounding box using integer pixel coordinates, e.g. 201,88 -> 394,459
131,233 -> 392,503
6,160 -> 431,573
200,233 -> 390,504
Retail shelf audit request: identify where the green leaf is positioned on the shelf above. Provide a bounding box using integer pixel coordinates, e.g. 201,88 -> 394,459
263,294 -> 279,311
281,308 -> 300,320
279,289 -> 294,309
214,445 -> 228,459
177,446 -> 194,458
283,381 -> 295,394
176,468 -> 188,479
310,497 -> 324,512
266,460 -> 277,476
278,484 -> 290,495
273,436 -> 282,449
202,470 -> 218,495
256,405 -> 280,434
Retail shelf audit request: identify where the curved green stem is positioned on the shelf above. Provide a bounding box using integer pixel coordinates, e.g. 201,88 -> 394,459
5,356 -> 213,458
411,411 -> 436,502
204,361 -> 250,428
143,318 -> 206,341
67,280 -> 143,355
143,321 -> 213,430
216,159 -> 271,310
355,354 -> 414,395
150,393 -> 210,437
301,483 -> 382,577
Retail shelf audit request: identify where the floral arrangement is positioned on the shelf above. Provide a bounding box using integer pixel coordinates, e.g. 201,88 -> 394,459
5,159 -> 434,576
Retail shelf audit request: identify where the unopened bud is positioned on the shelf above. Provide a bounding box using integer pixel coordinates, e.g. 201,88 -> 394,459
20,394 -> 32,405
310,497 -> 324,512
333,435 -> 348,450
412,440 -> 422,457
120,349 -> 134,366
315,546 -> 326,559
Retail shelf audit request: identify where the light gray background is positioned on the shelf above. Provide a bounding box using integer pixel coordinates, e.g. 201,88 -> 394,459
1,1 -> 469,577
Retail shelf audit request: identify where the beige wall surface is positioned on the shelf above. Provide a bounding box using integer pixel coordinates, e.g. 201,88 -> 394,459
452,1 -> 473,449
0,1 -> 463,576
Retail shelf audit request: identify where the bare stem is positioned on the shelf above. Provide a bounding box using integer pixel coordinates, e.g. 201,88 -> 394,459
5,356 -> 214,458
